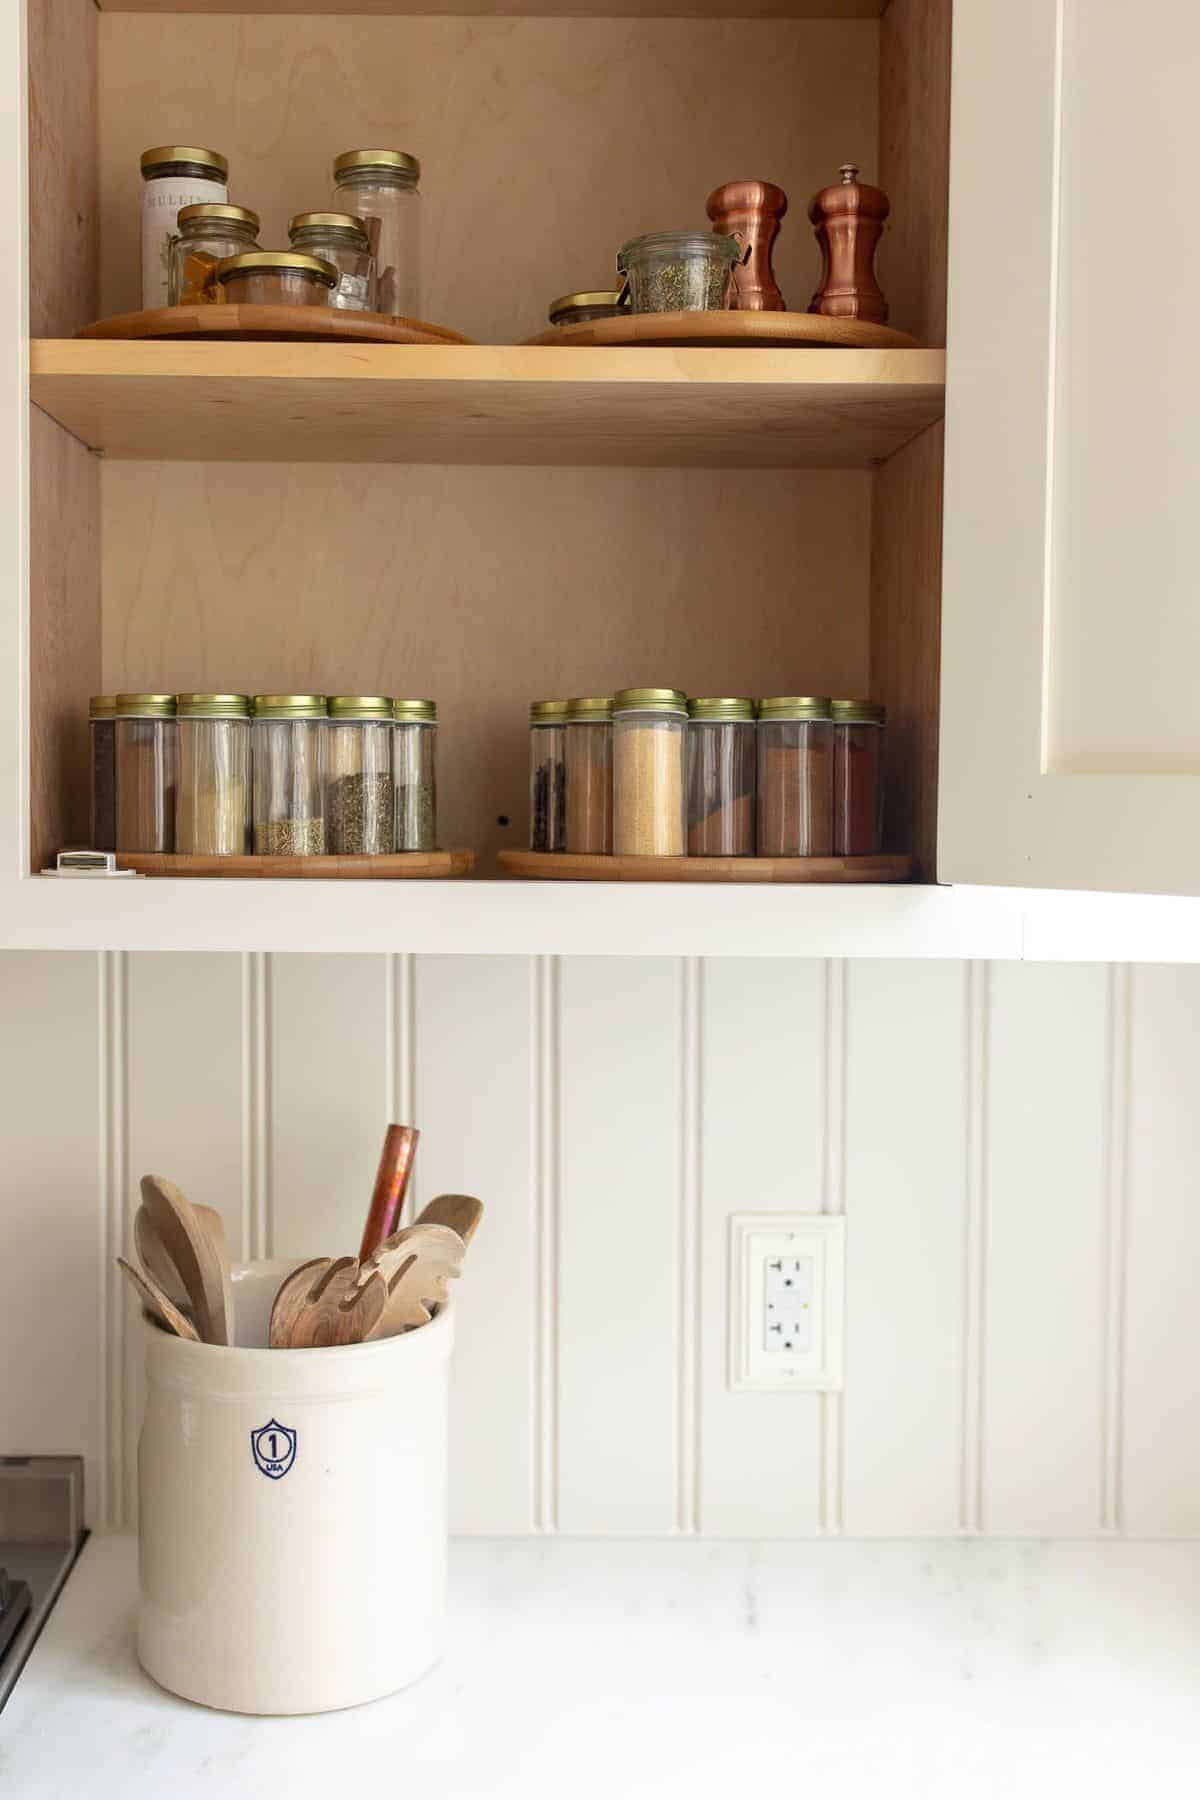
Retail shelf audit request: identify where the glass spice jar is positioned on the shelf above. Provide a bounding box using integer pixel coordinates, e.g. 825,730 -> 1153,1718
114,693 -> 178,854
168,204 -> 260,305
613,688 -> 688,857
288,212 -> 375,312
89,695 -> 117,853
757,697 -> 835,858
326,697 -> 395,855
616,231 -> 740,314
548,291 -> 626,328
564,697 -> 613,854
529,700 -> 568,852
393,699 -> 438,852
252,694 -> 327,857
175,694 -> 251,856
140,145 -> 228,309
331,149 -> 421,319
215,251 -> 337,307
686,698 -> 756,856
832,699 -> 886,856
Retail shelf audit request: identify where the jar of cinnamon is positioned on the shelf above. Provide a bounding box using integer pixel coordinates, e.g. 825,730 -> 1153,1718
832,699 -> 885,855
686,698 -> 756,855
564,697 -> 613,854
757,697 -> 834,857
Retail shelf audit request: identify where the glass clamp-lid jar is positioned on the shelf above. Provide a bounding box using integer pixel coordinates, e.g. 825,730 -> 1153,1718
548,291 -> 627,329
253,694 -> 328,857
564,697 -> 613,855
140,145 -> 228,310
114,693 -> 178,854
89,695 -> 117,853
393,699 -> 438,852
331,149 -> 421,319
169,204 -> 260,306
757,696 -> 835,858
288,212 -> 375,313
215,251 -> 337,307
529,700 -> 568,852
613,688 -> 688,857
326,696 -> 395,854
175,694 -> 251,856
616,231 -> 740,314
832,699 -> 886,856
686,698 -> 756,856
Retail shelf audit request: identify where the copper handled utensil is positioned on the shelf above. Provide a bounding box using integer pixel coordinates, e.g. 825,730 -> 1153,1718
358,1124 -> 420,1262
268,1257 -> 389,1349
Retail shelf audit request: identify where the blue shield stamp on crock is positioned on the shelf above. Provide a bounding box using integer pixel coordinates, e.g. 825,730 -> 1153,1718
250,1418 -> 297,1480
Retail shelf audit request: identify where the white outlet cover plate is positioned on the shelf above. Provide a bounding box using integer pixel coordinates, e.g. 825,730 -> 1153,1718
728,1214 -> 846,1393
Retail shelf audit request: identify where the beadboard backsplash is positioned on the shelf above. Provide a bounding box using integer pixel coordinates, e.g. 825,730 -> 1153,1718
3,951 -> 1198,1538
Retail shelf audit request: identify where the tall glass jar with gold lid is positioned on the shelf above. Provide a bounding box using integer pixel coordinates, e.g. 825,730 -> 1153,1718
757,696 -> 834,857
564,697 -> 613,854
613,688 -> 688,857
90,695 -> 117,852
686,698 -> 756,856
175,694 -> 251,856
326,697 -> 394,854
392,699 -> 437,851
114,694 -> 178,853
253,695 -> 327,856
529,700 -> 568,852
330,149 -> 420,317
168,204 -> 260,305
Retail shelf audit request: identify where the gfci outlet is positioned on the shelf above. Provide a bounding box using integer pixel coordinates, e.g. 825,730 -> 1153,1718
728,1215 -> 846,1392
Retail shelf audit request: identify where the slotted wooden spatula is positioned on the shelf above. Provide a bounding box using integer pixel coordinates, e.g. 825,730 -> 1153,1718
268,1256 -> 388,1349
356,1221 -> 466,1337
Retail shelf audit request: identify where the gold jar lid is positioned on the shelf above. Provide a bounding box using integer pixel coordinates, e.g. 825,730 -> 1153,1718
289,211 -> 370,244
254,694 -> 327,719
831,698 -> 886,725
392,698 -> 438,722
333,148 -> 420,181
565,696 -> 613,721
548,290 -> 624,322
529,700 -> 570,724
758,696 -> 833,721
215,251 -> 338,288
328,695 -> 392,720
687,697 -> 755,721
140,145 -> 228,180
115,693 -> 176,717
613,687 -> 688,715
176,693 -> 250,717
89,695 -> 117,718
177,202 -> 259,233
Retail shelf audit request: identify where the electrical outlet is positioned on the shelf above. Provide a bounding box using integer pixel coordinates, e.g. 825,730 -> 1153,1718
728,1214 -> 845,1392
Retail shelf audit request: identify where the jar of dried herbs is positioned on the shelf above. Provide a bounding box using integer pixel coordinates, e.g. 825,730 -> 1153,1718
288,213 -> 375,312
168,204 -> 260,305
114,693 -> 178,854
686,698 -> 756,856
613,688 -> 688,857
215,251 -> 337,307
757,697 -> 834,858
89,695 -> 117,853
832,699 -> 886,856
529,700 -> 568,852
326,697 -> 395,855
175,694 -> 251,856
393,698 -> 437,852
564,697 -> 613,854
617,231 -> 740,313
140,145 -> 228,310
252,694 -> 327,857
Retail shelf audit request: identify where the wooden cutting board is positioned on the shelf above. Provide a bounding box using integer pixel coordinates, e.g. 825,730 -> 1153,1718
523,310 -> 920,350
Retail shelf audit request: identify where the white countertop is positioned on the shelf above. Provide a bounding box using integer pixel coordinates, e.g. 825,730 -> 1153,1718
4,1534 -> 1199,1798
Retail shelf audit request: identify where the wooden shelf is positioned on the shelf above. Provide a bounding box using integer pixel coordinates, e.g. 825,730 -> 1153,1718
95,2 -> 882,17
116,851 -> 474,879
30,342 -> 946,470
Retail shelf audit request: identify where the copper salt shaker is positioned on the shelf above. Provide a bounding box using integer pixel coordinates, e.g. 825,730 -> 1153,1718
808,163 -> 890,324
706,179 -> 788,311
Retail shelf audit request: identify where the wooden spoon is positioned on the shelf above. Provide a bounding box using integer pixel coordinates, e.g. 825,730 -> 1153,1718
117,1256 -> 200,1342
414,1193 -> 483,1247
135,1200 -> 228,1317
268,1256 -> 388,1350
140,1175 -> 232,1346
357,1221 -> 466,1338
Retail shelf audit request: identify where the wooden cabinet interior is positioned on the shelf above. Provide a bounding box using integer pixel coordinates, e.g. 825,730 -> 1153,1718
27,0 -> 948,881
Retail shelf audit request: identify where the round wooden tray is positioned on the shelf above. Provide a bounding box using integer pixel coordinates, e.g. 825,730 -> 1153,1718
117,850 -> 475,879
523,311 -> 919,350
79,306 -> 473,346
498,851 -> 913,884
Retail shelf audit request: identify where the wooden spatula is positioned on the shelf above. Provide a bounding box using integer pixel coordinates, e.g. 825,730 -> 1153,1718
414,1194 -> 484,1247
268,1256 -> 388,1350
356,1221 -> 466,1337
140,1175 -> 232,1346
117,1256 -> 200,1342
135,1200 -> 229,1317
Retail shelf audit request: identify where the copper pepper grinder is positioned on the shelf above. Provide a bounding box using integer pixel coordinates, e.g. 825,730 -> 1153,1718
808,163 -> 890,324
706,179 -> 788,311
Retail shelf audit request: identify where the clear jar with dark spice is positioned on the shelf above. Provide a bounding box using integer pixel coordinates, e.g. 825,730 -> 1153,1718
613,688 -> 688,857
529,700 -> 568,852
326,696 -> 394,855
757,697 -> 834,857
253,694 -> 327,856
169,204 -> 260,305
115,693 -> 178,854
686,698 -> 756,856
832,699 -> 886,856
393,698 -> 437,851
175,694 -> 251,856
617,231 -> 740,313
90,695 -> 117,852
564,697 -> 613,854
288,212 -> 375,312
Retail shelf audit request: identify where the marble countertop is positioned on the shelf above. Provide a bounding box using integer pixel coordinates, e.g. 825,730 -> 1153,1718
4,1534 -> 1199,1798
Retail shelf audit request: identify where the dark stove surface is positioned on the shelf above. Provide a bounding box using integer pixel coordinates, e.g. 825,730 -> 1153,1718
0,1457 -> 85,1710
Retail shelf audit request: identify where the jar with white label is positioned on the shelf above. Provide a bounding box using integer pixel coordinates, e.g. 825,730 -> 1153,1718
140,146 -> 228,310
288,213 -> 375,312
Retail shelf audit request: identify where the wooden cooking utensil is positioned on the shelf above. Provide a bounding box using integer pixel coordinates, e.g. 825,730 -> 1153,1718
117,1256 -> 200,1342
358,1124 -> 420,1261
413,1193 -> 484,1247
357,1221 -> 466,1337
268,1257 -> 388,1350
135,1200 -> 228,1316
139,1174 -> 232,1346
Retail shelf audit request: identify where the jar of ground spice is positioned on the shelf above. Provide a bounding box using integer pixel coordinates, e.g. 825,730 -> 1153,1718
175,694 -> 251,856
564,697 -> 613,854
613,688 -> 688,857
393,699 -> 437,852
168,204 -> 260,305
114,693 -> 178,854
757,696 -> 834,858
215,251 -> 337,307
252,694 -> 327,856
529,701 -> 568,853
832,699 -> 886,855
89,695 -> 117,853
326,697 -> 395,855
686,698 -> 756,856
617,232 -> 740,313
